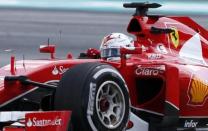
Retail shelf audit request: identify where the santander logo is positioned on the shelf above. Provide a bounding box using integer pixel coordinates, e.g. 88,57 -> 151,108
52,66 -> 69,75
27,118 -> 33,127
26,117 -> 62,127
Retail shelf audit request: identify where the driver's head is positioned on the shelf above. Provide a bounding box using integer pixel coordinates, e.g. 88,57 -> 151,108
100,33 -> 134,61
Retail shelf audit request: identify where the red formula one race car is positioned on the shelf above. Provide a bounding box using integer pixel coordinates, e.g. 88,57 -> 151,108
0,2 -> 208,131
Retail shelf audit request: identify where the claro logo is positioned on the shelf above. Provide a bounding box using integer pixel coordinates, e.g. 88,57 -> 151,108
135,66 -> 165,76
26,117 -> 62,127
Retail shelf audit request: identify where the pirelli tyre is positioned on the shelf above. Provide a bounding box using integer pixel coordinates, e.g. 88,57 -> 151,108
54,62 -> 130,131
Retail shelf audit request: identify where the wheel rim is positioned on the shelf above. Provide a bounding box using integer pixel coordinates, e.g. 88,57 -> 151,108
96,81 -> 125,129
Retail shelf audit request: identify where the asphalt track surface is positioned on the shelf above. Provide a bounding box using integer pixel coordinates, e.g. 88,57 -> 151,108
0,9 -> 207,67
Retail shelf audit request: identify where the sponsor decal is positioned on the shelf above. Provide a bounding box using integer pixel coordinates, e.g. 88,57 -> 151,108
87,83 -> 96,115
27,118 -> 33,127
26,117 -> 62,127
188,76 -> 208,106
147,53 -> 162,60
52,66 -> 69,75
135,65 -> 165,76
156,44 -> 168,54
179,118 -> 208,128
170,27 -> 179,48
184,120 -> 198,128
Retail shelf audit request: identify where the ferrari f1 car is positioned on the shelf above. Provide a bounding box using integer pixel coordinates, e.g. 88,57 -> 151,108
0,2 -> 208,131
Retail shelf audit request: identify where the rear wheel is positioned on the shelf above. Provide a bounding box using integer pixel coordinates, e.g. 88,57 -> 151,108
54,62 -> 130,131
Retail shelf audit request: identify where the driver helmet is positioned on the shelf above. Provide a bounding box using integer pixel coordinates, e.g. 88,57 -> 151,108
100,33 -> 134,61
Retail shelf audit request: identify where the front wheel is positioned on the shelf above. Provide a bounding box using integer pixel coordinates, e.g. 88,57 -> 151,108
54,62 -> 130,131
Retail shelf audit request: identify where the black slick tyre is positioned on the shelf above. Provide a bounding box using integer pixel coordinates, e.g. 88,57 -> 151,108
54,62 -> 130,131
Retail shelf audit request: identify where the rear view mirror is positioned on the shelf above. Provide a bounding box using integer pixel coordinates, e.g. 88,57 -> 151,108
39,45 -> 56,59
120,47 -> 142,55
120,47 -> 142,68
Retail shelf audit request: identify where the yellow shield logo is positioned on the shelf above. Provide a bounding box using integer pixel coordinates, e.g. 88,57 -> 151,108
170,27 -> 179,48
188,77 -> 208,106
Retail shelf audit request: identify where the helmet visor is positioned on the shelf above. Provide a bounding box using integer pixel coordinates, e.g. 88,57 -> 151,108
101,48 -> 120,58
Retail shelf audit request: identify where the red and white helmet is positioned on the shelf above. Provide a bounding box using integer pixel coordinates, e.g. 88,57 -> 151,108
100,33 -> 134,60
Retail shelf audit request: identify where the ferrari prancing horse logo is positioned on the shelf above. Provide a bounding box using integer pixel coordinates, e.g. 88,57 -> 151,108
170,27 -> 179,48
